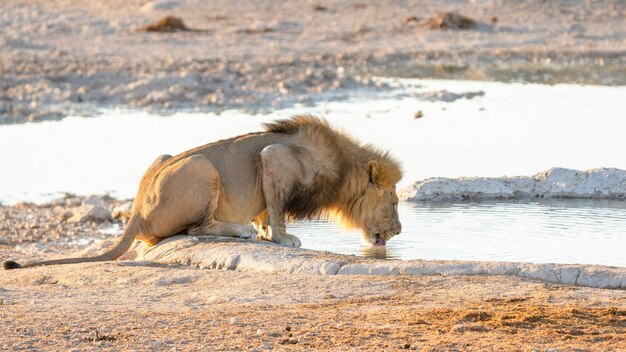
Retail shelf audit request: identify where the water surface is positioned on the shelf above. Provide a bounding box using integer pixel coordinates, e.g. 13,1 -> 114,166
290,200 -> 626,267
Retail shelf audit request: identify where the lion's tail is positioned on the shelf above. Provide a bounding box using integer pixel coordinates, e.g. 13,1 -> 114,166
3,216 -> 141,270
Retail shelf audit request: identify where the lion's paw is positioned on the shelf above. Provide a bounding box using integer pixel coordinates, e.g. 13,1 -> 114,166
277,233 -> 302,248
238,225 -> 258,240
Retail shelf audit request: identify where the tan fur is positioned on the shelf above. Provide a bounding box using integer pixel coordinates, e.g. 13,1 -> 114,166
4,115 -> 402,269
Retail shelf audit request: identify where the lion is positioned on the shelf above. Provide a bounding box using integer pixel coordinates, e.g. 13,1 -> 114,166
4,115 -> 402,269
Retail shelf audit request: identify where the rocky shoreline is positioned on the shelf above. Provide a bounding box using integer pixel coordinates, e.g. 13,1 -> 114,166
0,195 -> 129,263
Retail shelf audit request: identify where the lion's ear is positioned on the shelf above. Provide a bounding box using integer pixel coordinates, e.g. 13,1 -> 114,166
367,160 -> 380,185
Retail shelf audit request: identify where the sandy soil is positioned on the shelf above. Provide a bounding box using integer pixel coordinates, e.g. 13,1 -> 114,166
1,262 -> 625,351
2,0 -> 625,123
1,199 -> 625,351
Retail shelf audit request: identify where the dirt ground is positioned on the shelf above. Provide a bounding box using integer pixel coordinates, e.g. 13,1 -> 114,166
1,262 -> 625,351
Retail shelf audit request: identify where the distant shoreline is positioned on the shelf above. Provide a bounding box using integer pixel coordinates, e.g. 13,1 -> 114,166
2,0 -> 624,123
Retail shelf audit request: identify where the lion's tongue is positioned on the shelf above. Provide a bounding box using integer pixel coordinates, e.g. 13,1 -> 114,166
373,238 -> 386,247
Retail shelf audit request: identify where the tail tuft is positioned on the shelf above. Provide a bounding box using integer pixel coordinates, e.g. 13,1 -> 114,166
3,260 -> 22,270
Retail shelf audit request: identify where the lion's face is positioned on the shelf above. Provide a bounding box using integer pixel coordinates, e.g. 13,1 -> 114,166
359,184 -> 401,247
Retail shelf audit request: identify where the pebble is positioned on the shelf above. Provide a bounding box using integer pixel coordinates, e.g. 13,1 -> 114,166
229,317 -> 240,325
450,323 -> 467,333
148,340 -> 164,350
280,338 -> 298,345
68,205 -> 112,223
57,210 -> 73,221
112,201 -> 133,221
82,195 -> 108,208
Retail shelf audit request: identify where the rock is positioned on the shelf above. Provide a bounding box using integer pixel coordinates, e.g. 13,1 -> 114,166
420,90 -> 485,102
82,195 -> 109,208
405,15 -> 419,24
68,204 -> 112,223
113,201 -> 133,221
256,328 -> 266,336
451,323 -> 467,333
137,236 -> 626,289
141,16 -> 188,32
312,5 -> 328,12
427,12 -> 477,30
414,110 -> 423,119
140,0 -> 181,12
65,197 -> 83,207
280,338 -> 298,345
242,21 -> 273,34
57,210 -> 73,222
399,167 -> 626,202
0,237 -> 10,246
229,317 -> 240,325
148,340 -> 164,350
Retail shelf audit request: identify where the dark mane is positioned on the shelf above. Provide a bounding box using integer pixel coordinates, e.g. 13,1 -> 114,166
263,114 -> 403,223
263,114 -> 330,134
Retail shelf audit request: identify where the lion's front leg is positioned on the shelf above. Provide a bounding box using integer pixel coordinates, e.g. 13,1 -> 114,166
259,144 -> 303,248
252,210 -> 301,248
268,226 -> 301,248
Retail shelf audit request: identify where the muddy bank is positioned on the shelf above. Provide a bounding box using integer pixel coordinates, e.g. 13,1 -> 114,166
2,0 -> 625,123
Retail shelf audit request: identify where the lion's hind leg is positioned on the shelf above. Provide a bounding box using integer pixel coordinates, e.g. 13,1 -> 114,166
139,154 -> 257,244
180,156 -> 257,240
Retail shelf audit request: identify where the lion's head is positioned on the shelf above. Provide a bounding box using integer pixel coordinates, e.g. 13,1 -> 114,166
354,159 -> 402,246
331,150 -> 403,247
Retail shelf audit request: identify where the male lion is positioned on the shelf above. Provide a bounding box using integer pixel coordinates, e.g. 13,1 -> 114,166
4,115 -> 402,269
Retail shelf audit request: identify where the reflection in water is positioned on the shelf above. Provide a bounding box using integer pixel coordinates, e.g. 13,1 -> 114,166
360,246 -> 391,259
288,200 -> 626,267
